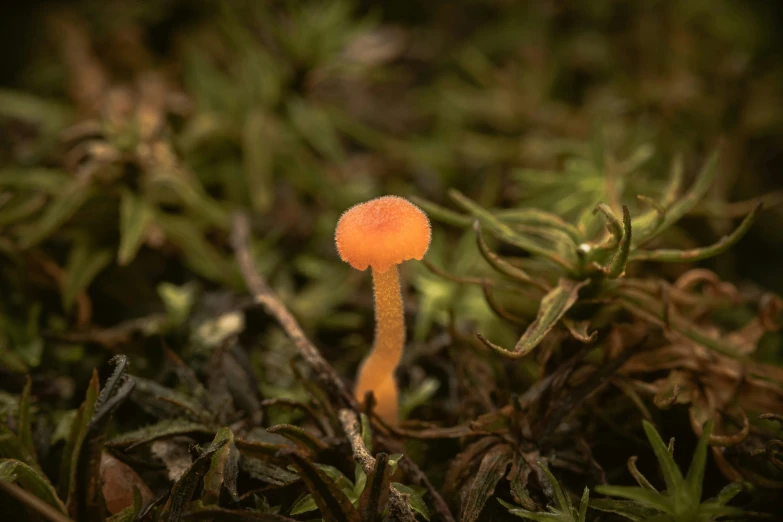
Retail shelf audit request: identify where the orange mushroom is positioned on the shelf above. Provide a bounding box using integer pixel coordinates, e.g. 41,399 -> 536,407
335,196 -> 431,424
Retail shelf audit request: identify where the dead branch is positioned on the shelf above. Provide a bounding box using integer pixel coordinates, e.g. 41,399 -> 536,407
339,409 -> 416,522
231,213 -> 356,411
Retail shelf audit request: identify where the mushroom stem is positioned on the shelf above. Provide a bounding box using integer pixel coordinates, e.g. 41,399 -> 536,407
355,265 -> 404,424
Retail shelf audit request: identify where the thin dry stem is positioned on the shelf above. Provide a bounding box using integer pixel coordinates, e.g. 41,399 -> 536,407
338,409 -> 416,522
231,213 -> 356,410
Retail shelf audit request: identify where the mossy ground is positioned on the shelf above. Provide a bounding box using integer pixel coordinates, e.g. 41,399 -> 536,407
1,2 -> 783,521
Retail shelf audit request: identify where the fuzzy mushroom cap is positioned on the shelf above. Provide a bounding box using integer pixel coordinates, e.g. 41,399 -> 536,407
335,196 -> 431,272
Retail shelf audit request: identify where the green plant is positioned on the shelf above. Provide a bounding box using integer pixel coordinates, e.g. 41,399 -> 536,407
592,420 -> 745,522
3,1 -> 783,521
288,453 -> 430,521
498,462 -> 590,522
418,149 -> 762,360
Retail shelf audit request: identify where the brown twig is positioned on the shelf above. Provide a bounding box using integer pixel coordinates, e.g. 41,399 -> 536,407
338,409 -> 376,471
339,409 -> 416,522
231,213 -> 357,410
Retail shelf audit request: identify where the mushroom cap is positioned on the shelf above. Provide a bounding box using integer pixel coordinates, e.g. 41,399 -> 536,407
335,196 -> 431,272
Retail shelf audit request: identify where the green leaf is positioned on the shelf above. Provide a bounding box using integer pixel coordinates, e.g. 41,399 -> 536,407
594,203 -> 623,243
160,438 -> 230,522
707,482 -> 744,506
392,483 -> 430,521
630,201 -> 761,262
627,456 -> 657,491
593,486 -> 672,514
61,370 -> 99,507
605,205 -> 631,278
149,170 -> 229,228
202,428 -> 236,505
107,420 -> 214,450
449,189 -> 575,270
685,420 -> 713,501
234,438 -> 291,465
460,445 -> 512,522
696,503 -> 744,517
633,151 -> 718,246
312,464 -> 356,499
17,304 -> 44,368
360,413 -> 372,454
0,480 -> 72,522
241,459 -> 299,487
589,498 -> 661,521
243,110 -> 276,213
410,197 -> 473,227
156,214 -> 241,287
0,89 -> 70,129
289,494 -> 318,515
267,425 -> 326,455
577,487 -> 588,522
399,377 -> 440,420
474,221 -> 540,288
62,240 -> 112,312
387,454 -> 403,468
70,358 -> 135,522
497,208 -> 582,246
117,190 -> 153,266
634,195 -> 665,232
20,176 -> 93,248
632,156 -> 683,240
478,278 -> 589,358
285,451 -> 361,522
158,282 -> 198,327
509,470 -> 537,510
496,498 -> 565,522
0,193 -> 46,226
17,375 -> 37,466
660,155 -> 685,208
0,458 -> 68,514
353,463 -> 366,497
538,462 -> 570,514
287,98 -> 344,161
641,421 -> 685,496
0,168 -> 70,192
0,339 -> 29,374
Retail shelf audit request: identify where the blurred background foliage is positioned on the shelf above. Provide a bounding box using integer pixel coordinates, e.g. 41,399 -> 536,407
2,0 -> 782,379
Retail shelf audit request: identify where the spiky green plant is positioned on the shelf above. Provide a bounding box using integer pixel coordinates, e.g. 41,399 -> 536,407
417,149 -> 762,360
592,420 -> 745,522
